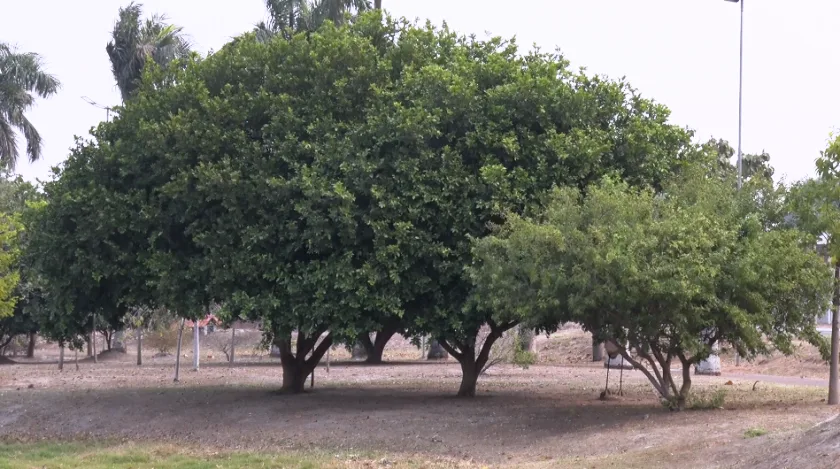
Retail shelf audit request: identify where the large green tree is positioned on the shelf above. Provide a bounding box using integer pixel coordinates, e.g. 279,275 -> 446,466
0,174 -> 44,358
24,140 -> 153,362
789,132 -> 840,405
39,14 -> 692,395
473,174 -> 832,408
106,2 -> 191,102
0,44 -> 60,170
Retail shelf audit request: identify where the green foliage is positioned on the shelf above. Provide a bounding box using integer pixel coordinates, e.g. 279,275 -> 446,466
791,133 -> 840,263
472,171 -> 833,404
0,442 -> 347,469
0,213 -> 21,320
743,427 -> 767,438
687,389 -> 727,411
511,334 -> 537,369
23,140 -> 153,347
0,44 -> 60,169
37,13 -> 691,393
106,2 -> 191,102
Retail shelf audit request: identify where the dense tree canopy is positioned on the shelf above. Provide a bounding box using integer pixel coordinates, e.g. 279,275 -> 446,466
28,12 -> 701,394
472,173 -> 832,408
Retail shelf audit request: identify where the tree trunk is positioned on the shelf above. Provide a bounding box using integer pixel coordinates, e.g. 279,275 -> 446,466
276,330 -> 333,393
136,329 -> 142,366
74,348 -> 79,371
427,339 -> 448,360
592,337 -> 603,362
676,355 -> 693,411
458,359 -> 479,397
517,327 -> 535,353
374,0 -> 382,9
359,325 -> 399,364
829,265 -> 840,405
26,332 -> 36,358
192,324 -> 200,371
439,321 -> 514,397
229,326 -> 235,367
92,316 -> 98,363
113,329 -> 126,353
58,341 -> 65,371
281,357 -> 308,393
174,318 -> 185,382
351,340 -> 367,360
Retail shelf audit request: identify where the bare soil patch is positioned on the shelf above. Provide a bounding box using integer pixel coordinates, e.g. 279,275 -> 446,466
0,357 -> 834,468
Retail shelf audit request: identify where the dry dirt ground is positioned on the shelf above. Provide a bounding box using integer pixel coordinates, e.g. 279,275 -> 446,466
2,329 -> 839,469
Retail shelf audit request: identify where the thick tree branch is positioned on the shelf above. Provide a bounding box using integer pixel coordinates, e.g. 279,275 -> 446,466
305,332 -> 334,369
635,346 -> 665,390
437,338 -> 464,362
613,340 -> 666,398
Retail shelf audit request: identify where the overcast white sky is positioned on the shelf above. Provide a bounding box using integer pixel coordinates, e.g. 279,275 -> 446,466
2,0 -> 838,184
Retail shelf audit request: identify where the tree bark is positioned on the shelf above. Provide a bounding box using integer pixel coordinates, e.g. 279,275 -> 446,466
457,359 -> 479,397
136,328 -> 142,366
829,264 -> 840,405
113,329 -> 126,353
359,325 -> 400,364
74,348 -> 79,371
92,316 -> 98,363
192,324 -> 200,371
58,341 -> 65,371
351,340 -> 367,360
517,327 -> 535,353
229,326 -> 235,367
427,339 -> 448,360
592,337 -> 604,362
677,354 -> 693,411
174,318 -> 185,382
26,332 -> 36,358
277,330 -> 333,393
439,321 -> 515,397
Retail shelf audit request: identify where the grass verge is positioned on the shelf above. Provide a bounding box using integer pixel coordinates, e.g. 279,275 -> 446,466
0,442 -> 473,469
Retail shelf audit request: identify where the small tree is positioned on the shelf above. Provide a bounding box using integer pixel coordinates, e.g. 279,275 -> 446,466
790,133 -> 840,405
473,174 -> 833,409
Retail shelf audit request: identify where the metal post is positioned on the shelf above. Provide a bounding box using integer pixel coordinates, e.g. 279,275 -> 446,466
736,0 -> 744,189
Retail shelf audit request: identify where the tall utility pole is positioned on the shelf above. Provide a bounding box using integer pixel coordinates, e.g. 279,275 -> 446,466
724,0 -> 744,188
81,96 -> 113,122
727,0 -> 745,368
830,265 -> 839,405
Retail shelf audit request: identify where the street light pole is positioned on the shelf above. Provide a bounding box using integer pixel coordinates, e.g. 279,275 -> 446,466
726,0 -> 744,189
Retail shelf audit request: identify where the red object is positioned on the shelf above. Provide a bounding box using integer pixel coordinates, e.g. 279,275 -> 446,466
185,314 -> 219,328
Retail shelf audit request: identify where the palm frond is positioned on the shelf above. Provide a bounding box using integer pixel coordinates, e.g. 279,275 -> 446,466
0,42 -> 59,169
0,118 -> 18,169
106,2 -> 191,102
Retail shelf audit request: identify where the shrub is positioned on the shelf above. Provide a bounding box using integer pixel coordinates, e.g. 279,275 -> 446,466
687,389 -> 727,410
744,428 -> 767,438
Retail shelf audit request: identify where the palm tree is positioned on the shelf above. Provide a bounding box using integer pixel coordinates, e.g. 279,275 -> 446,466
257,0 -> 370,41
317,0 -> 370,25
106,2 -> 191,102
0,44 -> 60,170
